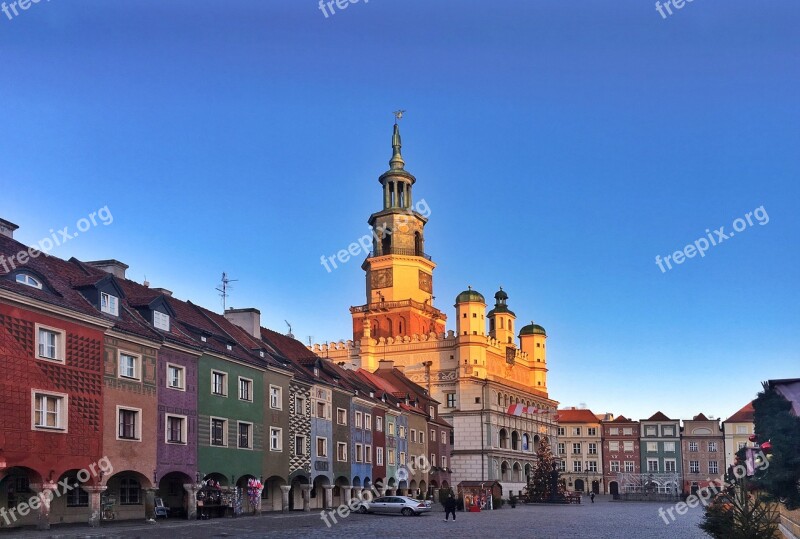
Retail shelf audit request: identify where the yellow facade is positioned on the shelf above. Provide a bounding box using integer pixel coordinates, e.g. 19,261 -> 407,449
313,123 -> 559,492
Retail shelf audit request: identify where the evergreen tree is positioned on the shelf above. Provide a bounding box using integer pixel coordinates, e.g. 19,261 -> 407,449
750,382 -> 800,509
700,475 -> 778,539
527,437 -> 565,502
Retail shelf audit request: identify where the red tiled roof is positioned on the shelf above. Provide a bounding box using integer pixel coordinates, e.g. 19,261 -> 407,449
724,402 -> 755,423
645,411 -> 672,421
557,409 -> 599,423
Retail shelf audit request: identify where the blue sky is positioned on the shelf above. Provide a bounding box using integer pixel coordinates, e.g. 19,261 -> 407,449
1,1 -> 798,422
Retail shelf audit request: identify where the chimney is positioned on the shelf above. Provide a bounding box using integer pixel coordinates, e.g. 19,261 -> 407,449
224,307 -> 261,339
378,360 -> 394,371
87,259 -> 128,279
0,218 -> 19,239
152,288 -> 173,297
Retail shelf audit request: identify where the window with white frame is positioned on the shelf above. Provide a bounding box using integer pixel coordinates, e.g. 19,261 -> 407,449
664,441 -> 676,452
663,426 -> 674,436
419,431 -> 424,444
558,460 -> 566,472
609,441 -> 619,451
587,461 -> 598,472
572,427 -> 581,436
557,443 -> 566,455
647,442 -> 658,452
117,407 -> 140,440
708,441 -> 718,452
588,443 -> 597,455
690,461 -> 700,473
446,393 -> 456,408
355,411 -> 363,428
167,364 -> 185,390
337,408 -> 347,425
431,429 -> 436,442
119,352 -> 139,379
664,459 -> 676,472
365,414 -> 372,430
32,391 -> 67,431
623,427 -> 633,435
316,437 -> 328,458
441,455 -> 447,468
100,292 -> 119,316
441,430 -> 447,444
376,416 -> 384,432
238,422 -> 253,449
572,443 -> 581,454
647,459 -> 659,472
239,378 -> 253,402
736,426 -> 748,435
355,444 -> 363,462
295,396 -> 306,415
337,442 -> 347,461
388,450 -> 396,465
211,418 -> 227,446
399,452 -> 406,465
211,371 -> 227,396
689,441 -> 698,452
166,414 -> 186,444
36,325 -> 64,362
270,427 -> 283,451
623,441 -> 634,452
609,427 -> 619,435
557,427 -> 565,436
388,422 -> 395,435
269,385 -> 282,409
646,427 -> 657,436
709,461 -> 719,474
573,461 -> 582,472
15,273 -> 42,289
296,435 -> 306,456
587,427 -> 597,436
153,311 -> 170,331
430,453 -> 436,467
399,426 -> 406,438
410,429 -> 417,443
365,445 -> 372,463
624,461 -> 635,472
610,461 -> 620,472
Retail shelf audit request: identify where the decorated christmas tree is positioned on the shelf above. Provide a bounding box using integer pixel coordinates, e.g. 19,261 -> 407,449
527,437 -> 565,502
750,381 -> 800,509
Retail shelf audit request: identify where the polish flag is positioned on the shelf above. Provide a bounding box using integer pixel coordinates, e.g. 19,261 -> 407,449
507,403 -> 524,416
539,409 -> 549,414
529,407 -> 539,414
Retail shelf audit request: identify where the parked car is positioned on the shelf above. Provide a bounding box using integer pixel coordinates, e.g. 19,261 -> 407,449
357,496 -> 432,516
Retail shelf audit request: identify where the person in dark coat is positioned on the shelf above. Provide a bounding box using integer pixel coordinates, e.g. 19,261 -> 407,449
444,495 -> 457,521
590,492 -> 595,503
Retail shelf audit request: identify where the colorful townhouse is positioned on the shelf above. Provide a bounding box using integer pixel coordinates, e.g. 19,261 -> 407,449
681,413 -> 724,495
0,228 -> 109,529
557,408 -> 604,494
600,415 -> 640,495
722,402 -> 756,471
639,412 -> 682,495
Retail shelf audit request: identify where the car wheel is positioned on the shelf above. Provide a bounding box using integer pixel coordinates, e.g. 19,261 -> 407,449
358,506 -> 367,514
401,508 -> 414,516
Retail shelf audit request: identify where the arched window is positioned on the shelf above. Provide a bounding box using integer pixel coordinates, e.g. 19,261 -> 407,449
15,273 -> 42,289
499,429 -> 509,449
500,318 -> 504,329
381,231 -> 391,255
497,392 -> 502,406
509,320 -> 513,333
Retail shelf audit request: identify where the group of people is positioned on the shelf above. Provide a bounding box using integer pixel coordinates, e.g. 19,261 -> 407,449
442,490 -> 596,521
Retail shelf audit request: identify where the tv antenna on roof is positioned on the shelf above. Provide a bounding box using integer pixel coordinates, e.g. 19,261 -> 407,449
216,272 -> 238,312
285,320 -> 295,339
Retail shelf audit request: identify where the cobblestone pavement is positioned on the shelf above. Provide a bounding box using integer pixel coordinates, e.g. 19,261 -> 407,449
3,498 -> 709,538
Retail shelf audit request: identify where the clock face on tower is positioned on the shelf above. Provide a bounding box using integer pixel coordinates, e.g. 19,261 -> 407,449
418,270 -> 432,293
371,268 -> 393,289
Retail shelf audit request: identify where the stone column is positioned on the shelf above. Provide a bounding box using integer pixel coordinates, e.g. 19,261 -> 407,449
301,485 -> 312,512
378,486 -> 386,497
183,483 -> 201,520
280,485 -> 291,512
323,485 -> 333,509
85,485 -> 107,527
30,481 -> 57,531
342,486 -> 353,505
383,182 -> 390,209
144,488 -> 157,521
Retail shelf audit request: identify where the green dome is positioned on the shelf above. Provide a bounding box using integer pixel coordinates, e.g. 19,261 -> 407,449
455,287 -> 485,304
494,288 -> 508,301
519,323 -> 546,336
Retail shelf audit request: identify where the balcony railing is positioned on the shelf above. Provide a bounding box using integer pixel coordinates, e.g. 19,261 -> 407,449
368,247 -> 432,261
351,298 -> 441,315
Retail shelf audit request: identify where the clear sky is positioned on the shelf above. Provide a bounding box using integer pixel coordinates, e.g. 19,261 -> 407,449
1,1 -> 798,422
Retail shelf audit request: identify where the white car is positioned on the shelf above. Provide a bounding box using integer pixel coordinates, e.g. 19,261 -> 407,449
357,496 -> 432,516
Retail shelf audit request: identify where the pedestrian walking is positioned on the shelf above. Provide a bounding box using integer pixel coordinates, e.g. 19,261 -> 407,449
444,494 -> 457,521
590,492 -> 595,503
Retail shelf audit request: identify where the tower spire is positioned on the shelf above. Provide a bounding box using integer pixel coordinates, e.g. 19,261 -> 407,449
390,110 -> 405,170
